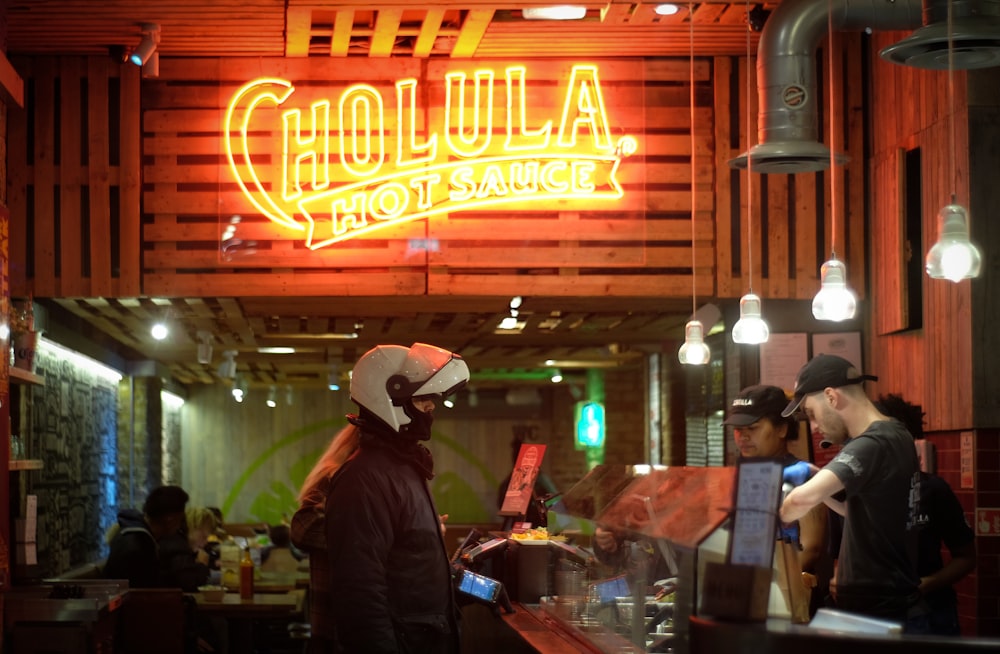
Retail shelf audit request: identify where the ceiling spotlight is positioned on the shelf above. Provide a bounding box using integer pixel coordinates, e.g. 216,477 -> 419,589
522,6 -> 587,20
467,386 -> 479,408
266,386 -> 277,408
129,22 -> 160,67
286,384 -> 295,406
196,330 -> 214,365
231,376 -> 248,403
443,398 -> 455,409
327,365 -> 341,391
151,321 -> 169,341
217,350 -> 238,379
654,4 -> 680,15
550,369 -> 563,383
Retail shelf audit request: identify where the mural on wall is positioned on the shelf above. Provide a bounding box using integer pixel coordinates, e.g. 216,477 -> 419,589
221,418 -> 503,527
23,345 -> 119,576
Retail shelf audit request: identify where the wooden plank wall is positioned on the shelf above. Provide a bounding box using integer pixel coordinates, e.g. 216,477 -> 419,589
714,34 -> 867,301
7,56 -> 142,298
7,49 -> 867,305
140,57 -> 715,300
867,31 -> 972,432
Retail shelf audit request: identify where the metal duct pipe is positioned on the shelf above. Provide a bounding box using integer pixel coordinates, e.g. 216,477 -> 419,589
730,0 -> 923,173
881,0 -> 1000,69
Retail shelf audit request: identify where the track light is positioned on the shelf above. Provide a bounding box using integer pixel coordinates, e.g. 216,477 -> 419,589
231,375 -> 248,403
266,386 -> 277,408
550,369 -> 563,383
196,331 -> 214,365
142,51 -> 159,79
129,23 -> 160,67
217,350 -> 238,379
327,365 -> 341,391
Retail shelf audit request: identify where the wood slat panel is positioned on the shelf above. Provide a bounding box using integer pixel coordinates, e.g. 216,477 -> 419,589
7,56 -> 140,298
871,149 -> 906,336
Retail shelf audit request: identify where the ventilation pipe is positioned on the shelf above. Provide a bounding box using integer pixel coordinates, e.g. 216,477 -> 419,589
881,0 -> 1000,69
730,0 -> 923,173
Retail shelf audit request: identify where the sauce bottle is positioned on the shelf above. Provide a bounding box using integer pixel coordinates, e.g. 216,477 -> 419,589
240,547 -> 255,600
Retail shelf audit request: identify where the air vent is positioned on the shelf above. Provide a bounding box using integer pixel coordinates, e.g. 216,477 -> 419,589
729,141 -> 849,175
880,18 -> 1000,69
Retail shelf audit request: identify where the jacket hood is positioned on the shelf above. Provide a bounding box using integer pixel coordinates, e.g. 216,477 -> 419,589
116,507 -> 148,530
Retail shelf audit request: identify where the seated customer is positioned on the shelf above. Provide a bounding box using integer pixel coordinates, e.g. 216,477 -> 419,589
159,506 -> 219,591
104,485 -> 190,588
260,524 -> 302,573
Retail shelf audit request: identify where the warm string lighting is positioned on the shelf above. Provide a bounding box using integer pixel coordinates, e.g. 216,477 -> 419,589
732,0 -> 769,345
813,3 -> 858,321
679,2 -> 710,366
926,1 -> 982,282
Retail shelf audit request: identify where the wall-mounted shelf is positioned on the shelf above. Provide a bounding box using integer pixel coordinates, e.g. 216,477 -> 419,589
9,367 -> 44,386
9,459 -> 42,471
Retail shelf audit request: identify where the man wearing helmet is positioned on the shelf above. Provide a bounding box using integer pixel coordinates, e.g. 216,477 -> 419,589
324,343 -> 470,653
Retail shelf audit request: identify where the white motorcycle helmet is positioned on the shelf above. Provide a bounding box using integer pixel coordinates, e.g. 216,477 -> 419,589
350,343 -> 470,432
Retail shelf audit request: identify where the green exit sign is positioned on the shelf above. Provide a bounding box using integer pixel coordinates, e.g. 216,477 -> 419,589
575,401 -> 605,449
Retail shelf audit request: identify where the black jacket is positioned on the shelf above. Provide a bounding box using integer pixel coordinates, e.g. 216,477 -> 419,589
325,417 -> 459,654
103,509 -> 159,588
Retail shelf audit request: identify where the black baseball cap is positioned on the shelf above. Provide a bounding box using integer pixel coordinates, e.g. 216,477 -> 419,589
724,385 -> 790,426
781,354 -> 878,417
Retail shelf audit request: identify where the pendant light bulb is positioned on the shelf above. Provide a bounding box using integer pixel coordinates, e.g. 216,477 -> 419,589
926,203 -> 982,282
812,257 -> 857,321
732,293 -> 770,344
678,320 -> 711,365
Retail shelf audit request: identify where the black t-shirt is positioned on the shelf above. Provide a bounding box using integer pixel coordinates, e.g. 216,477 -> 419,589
825,418 -> 921,620
916,472 -> 975,610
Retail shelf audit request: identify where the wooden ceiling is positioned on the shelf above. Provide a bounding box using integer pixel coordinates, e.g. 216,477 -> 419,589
6,1 -> 767,389
6,1 -> 770,59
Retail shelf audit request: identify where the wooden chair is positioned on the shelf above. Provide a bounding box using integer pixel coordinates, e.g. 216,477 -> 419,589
116,588 -> 186,654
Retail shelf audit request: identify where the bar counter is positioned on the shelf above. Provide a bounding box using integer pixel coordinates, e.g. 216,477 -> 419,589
468,600 -> 1000,654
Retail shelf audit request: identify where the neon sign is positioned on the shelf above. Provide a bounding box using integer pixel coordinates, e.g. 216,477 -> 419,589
225,65 -> 636,249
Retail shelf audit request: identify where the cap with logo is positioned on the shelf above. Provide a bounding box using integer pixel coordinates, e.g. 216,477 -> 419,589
723,385 -> 790,427
781,354 -> 878,418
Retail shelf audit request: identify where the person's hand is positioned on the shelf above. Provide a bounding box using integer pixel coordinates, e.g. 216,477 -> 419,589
783,461 -> 813,488
594,526 -> 619,553
439,514 -> 449,538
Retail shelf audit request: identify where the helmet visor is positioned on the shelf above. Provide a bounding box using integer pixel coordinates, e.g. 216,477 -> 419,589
389,343 -> 470,402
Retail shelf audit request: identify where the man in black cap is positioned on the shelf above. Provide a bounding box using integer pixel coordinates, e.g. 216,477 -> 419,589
778,354 -> 926,632
725,385 -> 830,616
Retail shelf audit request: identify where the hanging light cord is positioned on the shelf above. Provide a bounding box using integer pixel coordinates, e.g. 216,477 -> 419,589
947,0 -> 956,205
745,0 -> 754,294
828,0 -> 838,260
689,2 -> 697,318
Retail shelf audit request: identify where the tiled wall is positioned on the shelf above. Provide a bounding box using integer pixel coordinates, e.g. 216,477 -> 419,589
20,346 -> 119,577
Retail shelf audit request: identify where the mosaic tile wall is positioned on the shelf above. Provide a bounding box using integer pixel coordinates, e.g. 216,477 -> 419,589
16,346 -> 120,577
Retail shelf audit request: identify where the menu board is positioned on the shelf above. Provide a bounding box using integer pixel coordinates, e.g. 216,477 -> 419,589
728,459 -> 783,568
499,443 -> 547,517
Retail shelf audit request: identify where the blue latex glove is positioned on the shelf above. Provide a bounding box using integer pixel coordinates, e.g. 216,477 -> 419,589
782,461 -> 812,488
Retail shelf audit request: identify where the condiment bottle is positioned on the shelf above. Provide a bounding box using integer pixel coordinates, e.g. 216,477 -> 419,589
240,547 -> 254,600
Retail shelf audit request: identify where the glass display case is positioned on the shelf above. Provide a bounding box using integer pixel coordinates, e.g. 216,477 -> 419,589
547,464 -> 737,654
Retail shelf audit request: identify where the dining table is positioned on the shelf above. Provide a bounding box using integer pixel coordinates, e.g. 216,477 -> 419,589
254,569 -> 310,593
190,588 -> 306,652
